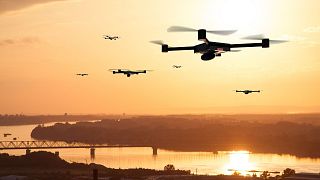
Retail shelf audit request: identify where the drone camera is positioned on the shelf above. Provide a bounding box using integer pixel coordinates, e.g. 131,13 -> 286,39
162,44 -> 168,52
262,39 -> 269,48
198,29 -> 206,40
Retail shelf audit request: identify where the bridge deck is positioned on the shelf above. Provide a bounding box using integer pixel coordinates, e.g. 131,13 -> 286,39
0,141 -> 148,150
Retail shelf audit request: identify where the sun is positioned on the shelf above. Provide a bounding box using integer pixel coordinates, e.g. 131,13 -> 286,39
201,0 -> 268,35
223,151 -> 256,175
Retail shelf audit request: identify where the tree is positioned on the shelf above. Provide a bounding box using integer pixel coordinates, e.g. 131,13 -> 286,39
232,171 -> 241,176
260,171 -> 270,180
164,164 -> 175,171
282,168 -> 295,178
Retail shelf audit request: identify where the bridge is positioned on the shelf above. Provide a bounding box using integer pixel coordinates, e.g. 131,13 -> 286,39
0,141 -> 158,156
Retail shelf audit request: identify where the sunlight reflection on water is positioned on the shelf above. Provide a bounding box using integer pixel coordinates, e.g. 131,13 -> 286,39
1,124 -> 320,175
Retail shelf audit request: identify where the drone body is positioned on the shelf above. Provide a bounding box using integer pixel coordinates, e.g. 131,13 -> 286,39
172,65 -> 182,68
76,73 -> 88,76
235,90 -> 261,94
109,69 -> 150,77
103,35 -> 119,40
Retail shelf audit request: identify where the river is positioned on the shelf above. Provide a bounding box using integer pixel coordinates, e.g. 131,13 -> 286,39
0,122 -> 319,175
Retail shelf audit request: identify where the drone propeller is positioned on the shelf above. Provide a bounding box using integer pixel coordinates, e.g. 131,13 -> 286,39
168,26 -> 237,35
242,34 -> 288,44
230,49 -> 242,52
150,40 -> 165,45
108,69 -> 128,71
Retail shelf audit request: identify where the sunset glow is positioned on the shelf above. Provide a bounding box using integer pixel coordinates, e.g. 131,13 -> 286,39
0,0 -> 320,115
223,151 -> 255,175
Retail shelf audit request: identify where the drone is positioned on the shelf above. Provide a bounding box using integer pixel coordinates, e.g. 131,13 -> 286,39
109,69 -> 151,77
103,35 -> 119,40
151,26 -> 287,61
76,73 -> 88,76
172,65 -> 182,68
235,90 -> 261,94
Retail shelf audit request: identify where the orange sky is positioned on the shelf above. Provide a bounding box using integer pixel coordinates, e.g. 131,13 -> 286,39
0,0 -> 320,114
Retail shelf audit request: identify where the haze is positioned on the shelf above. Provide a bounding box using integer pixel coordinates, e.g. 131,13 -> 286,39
0,0 -> 320,114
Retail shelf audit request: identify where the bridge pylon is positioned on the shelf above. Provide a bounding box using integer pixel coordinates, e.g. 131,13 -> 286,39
152,147 -> 158,156
90,147 -> 95,159
26,149 -> 31,155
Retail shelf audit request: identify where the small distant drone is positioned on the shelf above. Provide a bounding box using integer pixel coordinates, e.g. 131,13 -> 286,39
109,69 -> 152,77
235,90 -> 261,94
76,73 -> 88,76
172,65 -> 182,68
103,35 -> 119,40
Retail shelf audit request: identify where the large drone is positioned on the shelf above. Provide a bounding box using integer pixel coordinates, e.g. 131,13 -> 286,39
151,26 -> 287,61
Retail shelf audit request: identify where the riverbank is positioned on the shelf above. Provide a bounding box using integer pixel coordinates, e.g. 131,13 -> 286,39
0,151 -> 190,179
1,151 -> 306,180
31,116 -> 320,158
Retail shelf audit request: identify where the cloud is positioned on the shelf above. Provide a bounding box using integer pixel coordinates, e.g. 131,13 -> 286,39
304,26 -> 320,33
0,0 -> 66,15
0,37 -> 40,46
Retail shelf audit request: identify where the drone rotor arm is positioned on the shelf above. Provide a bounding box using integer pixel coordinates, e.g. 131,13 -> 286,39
166,46 -> 195,51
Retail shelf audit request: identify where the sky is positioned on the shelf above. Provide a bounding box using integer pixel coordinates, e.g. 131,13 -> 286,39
0,0 -> 320,115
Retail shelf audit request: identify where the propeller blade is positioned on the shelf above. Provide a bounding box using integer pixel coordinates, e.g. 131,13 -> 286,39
167,26 -> 197,32
243,34 -> 289,44
207,30 -> 237,35
108,69 -> 127,71
242,34 -> 266,40
150,40 -> 164,45
270,40 -> 288,44
137,69 -> 153,71
168,26 -> 236,35
230,49 -> 242,52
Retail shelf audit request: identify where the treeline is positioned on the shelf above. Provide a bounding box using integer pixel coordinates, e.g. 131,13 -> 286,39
2,113 -> 320,126
31,116 -> 320,157
0,114 -> 118,126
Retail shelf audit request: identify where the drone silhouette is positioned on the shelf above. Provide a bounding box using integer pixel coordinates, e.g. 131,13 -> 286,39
172,65 -> 182,68
76,73 -> 88,76
109,69 -> 152,77
235,90 -> 261,94
151,26 -> 287,61
103,35 -> 119,40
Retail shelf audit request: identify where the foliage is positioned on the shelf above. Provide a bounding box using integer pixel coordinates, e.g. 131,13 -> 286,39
282,168 -> 295,177
164,164 -> 175,171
